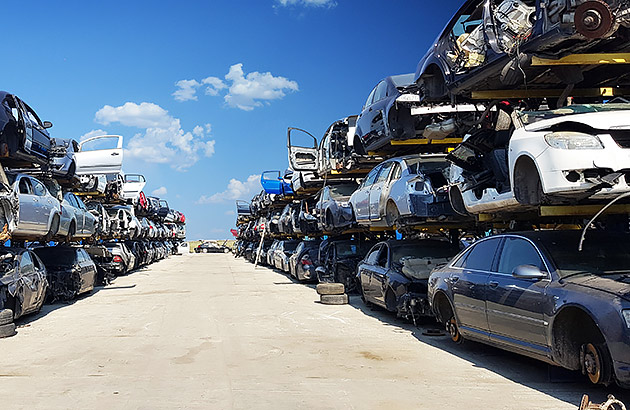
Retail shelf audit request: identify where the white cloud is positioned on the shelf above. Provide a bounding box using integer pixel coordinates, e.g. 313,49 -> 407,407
79,129 -> 108,141
172,79 -> 201,102
151,186 -> 168,196
94,102 -> 215,171
197,174 -> 261,204
275,0 -> 336,7
224,210 -> 235,216
172,63 -> 298,111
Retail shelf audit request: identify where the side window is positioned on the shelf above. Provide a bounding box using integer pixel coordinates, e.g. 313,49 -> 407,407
32,180 -> 47,197
20,252 -> 34,274
18,178 -> 32,195
76,196 -> 87,210
373,81 -> 388,102
25,107 -> 42,127
497,237 -> 545,274
365,245 -> 381,265
390,162 -> 402,181
376,246 -> 388,268
364,86 -> 377,108
32,253 -> 42,270
458,238 -> 501,271
375,162 -> 394,184
362,165 -> 382,188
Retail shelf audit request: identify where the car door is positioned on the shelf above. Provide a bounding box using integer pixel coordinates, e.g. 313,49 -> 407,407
351,165 -> 381,221
358,244 -> 382,302
16,177 -> 37,232
486,236 -> 550,353
369,161 -> 394,221
74,135 -> 123,175
449,237 -> 502,339
31,178 -> 56,231
365,81 -> 389,144
368,244 -> 390,307
261,171 -> 285,195
67,193 -> 85,232
18,99 -> 50,160
356,86 -> 377,143
122,174 -> 146,202
287,128 -> 319,172
18,251 -> 36,312
30,252 -> 47,309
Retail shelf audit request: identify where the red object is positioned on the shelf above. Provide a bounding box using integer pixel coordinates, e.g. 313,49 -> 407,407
301,255 -> 312,266
230,229 -> 238,237
113,255 -> 123,263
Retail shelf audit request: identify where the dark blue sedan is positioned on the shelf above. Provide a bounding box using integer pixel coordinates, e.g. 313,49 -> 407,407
428,230 -> 630,388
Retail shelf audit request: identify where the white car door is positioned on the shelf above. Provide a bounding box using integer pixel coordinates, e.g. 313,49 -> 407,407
74,135 -> 123,175
350,165 -> 381,222
121,174 -> 146,202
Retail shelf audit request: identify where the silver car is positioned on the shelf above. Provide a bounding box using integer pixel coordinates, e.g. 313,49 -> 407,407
8,173 -> 61,241
348,155 -> 456,228
58,192 -> 98,241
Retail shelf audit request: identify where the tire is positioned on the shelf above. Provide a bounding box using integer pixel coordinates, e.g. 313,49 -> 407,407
66,221 -> 76,243
0,322 -> 16,338
316,283 -> 345,295
44,215 -> 60,243
320,294 -> 348,305
385,201 -> 400,227
514,160 -> 544,206
325,211 -> 334,231
203,248 -> 208,254
447,315 -> 464,345
582,342 -> 613,385
0,309 -> 13,326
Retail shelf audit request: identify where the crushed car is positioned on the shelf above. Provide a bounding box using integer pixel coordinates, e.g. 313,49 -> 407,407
0,248 -> 47,320
33,246 -> 97,302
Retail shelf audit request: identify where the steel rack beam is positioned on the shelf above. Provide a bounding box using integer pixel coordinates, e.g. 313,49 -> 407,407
531,53 -> 630,66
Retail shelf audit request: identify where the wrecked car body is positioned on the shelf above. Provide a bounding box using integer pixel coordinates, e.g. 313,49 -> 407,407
288,239 -> 321,282
315,183 -> 358,232
261,170 -> 294,196
33,246 -> 96,302
8,173 -> 61,242
316,239 -> 373,292
0,248 -> 47,320
414,0 -> 630,101
357,239 -> 459,322
447,103 -> 630,215
58,192 -> 98,241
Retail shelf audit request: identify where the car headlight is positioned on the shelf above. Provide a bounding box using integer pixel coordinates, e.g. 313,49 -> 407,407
544,132 -> 604,149
623,309 -> 630,329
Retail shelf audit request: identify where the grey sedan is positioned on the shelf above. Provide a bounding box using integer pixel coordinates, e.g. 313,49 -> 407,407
59,193 -> 98,241
8,173 -> 61,241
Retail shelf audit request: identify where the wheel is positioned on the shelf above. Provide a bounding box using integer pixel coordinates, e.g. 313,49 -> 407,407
316,283 -> 345,295
385,201 -> 400,227
0,309 -> 13,326
320,294 -> 348,305
203,248 -> 208,253
582,342 -> 612,385
514,159 -> 545,206
66,222 -> 76,243
44,215 -> 60,243
0,322 -> 16,338
447,316 -> 464,344
325,211 -> 334,231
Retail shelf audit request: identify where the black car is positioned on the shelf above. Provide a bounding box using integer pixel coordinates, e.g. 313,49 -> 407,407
357,239 -> 459,322
0,248 -> 47,320
428,230 -> 630,387
33,246 -> 97,302
414,0 -> 630,101
354,74 -> 416,154
316,239 -> 373,292
315,183 -> 358,232
288,240 -> 321,282
195,242 -> 227,254
0,92 -> 52,167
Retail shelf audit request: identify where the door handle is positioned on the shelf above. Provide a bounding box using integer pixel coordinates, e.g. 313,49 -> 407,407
489,281 -> 499,288
111,152 -> 120,156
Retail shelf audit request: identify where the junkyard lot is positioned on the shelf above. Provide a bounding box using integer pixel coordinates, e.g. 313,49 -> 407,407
0,254 -> 625,409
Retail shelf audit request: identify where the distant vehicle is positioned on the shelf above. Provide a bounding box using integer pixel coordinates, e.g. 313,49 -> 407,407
58,192 -> 98,241
414,0 -> 630,101
7,173 -> 61,241
33,246 -> 96,302
357,239 -> 459,322
49,138 -> 79,181
272,240 -> 299,272
261,170 -> 294,196
0,91 -> 52,167
102,242 -> 136,275
315,183 -> 358,232
195,242 -> 227,253
316,239 -> 373,292
121,174 -> 146,203
0,248 -> 47,320
429,230 -> 630,388
267,240 -> 280,266
349,155 -> 456,228
447,104 -> 630,215
288,240 -> 321,282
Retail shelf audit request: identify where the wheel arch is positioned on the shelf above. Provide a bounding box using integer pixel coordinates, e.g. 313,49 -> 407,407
512,154 -> 545,194
431,289 -> 456,324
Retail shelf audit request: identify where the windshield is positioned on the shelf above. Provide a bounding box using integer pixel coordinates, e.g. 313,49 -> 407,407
283,241 -> 299,252
516,103 -> 630,125
405,158 -> 449,175
535,231 -> 630,277
335,241 -> 371,257
391,241 -> 458,265
329,184 -> 357,199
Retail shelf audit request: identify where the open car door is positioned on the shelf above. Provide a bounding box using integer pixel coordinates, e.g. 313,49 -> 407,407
261,171 -> 293,196
121,174 -> 146,202
287,127 -> 318,172
75,135 -> 123,175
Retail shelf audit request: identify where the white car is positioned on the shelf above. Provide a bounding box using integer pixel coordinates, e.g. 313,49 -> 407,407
447,103 -> 630,215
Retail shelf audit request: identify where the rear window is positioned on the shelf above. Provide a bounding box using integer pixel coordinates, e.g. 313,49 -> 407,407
283,242 -> 299,252
391,242 -> 459,265
329,184 -> 357,198
33,247 -> 77,266
405,158 -> 449,175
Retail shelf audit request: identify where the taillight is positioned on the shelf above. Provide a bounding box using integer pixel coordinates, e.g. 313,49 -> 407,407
113,255 -> 123,263
301,255 -> 312,266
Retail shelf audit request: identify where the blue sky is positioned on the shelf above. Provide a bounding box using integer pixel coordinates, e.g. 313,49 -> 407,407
2,0 -> 462,239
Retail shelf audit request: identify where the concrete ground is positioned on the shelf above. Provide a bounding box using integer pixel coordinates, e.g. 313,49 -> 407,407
0,253 -> 628,409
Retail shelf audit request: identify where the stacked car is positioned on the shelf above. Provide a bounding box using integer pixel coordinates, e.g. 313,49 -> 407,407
0,91 -> 187,337
231,0 -> 630,389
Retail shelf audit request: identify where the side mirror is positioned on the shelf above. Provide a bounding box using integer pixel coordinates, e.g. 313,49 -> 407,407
512,265 -> 546,280
43,121 -> 53,129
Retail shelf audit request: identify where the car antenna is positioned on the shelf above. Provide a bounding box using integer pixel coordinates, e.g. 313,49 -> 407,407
578,191 -> 630,251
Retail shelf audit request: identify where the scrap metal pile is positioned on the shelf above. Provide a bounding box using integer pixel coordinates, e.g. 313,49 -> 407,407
0,91 -> 186,338
233,0 -> 630,391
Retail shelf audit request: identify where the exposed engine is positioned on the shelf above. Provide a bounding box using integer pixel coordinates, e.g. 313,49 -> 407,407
494,0 -> 536,53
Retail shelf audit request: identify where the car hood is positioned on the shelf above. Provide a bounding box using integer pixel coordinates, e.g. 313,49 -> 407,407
523,110 -> 630,133
563,274 -> 630,301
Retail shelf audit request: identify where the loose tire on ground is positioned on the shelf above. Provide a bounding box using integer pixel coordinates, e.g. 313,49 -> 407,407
316,283 -> 345,295
320,294 -> 348,305
0,309 -> 13,325
0,322 -> 16,338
